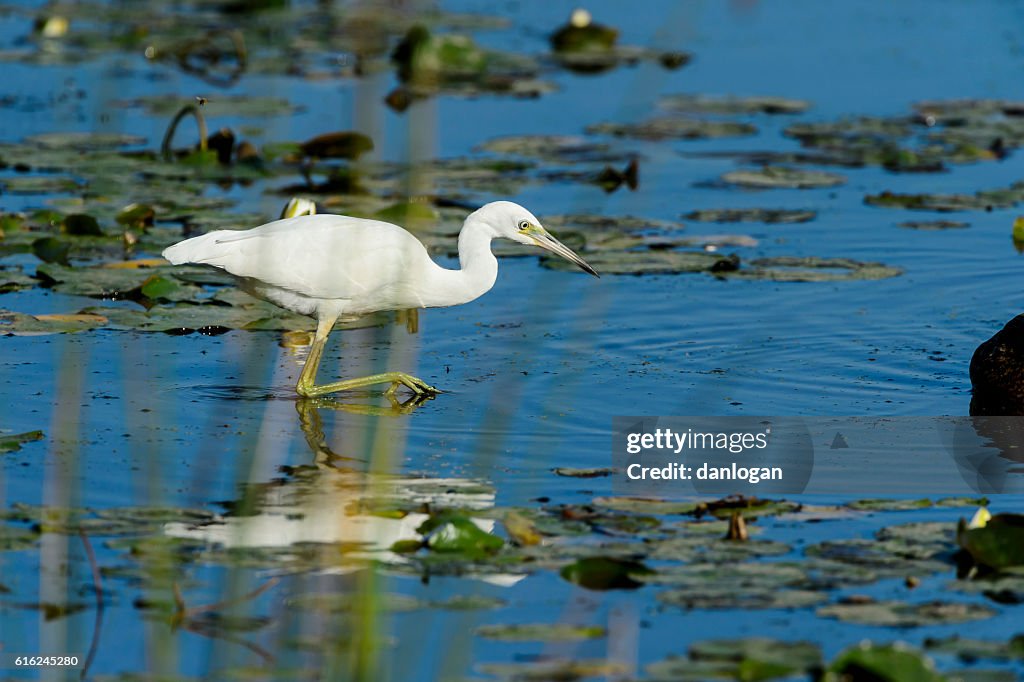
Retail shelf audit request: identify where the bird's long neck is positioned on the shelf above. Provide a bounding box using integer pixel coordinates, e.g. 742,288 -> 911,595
419,217 -> 498,308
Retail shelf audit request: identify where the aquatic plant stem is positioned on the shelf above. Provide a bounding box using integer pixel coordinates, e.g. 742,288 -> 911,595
160,103 -> 208,162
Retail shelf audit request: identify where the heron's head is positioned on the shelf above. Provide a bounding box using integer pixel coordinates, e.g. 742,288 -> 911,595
474,201 -> 599,277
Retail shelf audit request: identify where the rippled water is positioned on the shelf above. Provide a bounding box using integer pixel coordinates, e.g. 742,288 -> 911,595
3,0 -> 1024,679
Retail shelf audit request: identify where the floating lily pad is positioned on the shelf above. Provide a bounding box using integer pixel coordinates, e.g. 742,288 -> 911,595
475,623 -> 605,641
729,257 -> 903,282
1,175 -> 81,195
722,166 -> 846,189
683,208 -> 817,224
24,132 -> 146,151
957,513 -> 1024,571
560,557 -> 653,590
503,510 -> 541,547
553,467 -> 614,478
817,599 -> 996,627
660,94 -> 811,115
924,634 -> 1024,661
541,249 -> 739,275
0,525 -> 39,551
805,521 -> 954,579
899,220 -> 970,230
658,582 -> 825,610
865,186 -> 1024,212
949,567 -> 1024,604
115,203 -> 156,228
300,131 -> 374,160
0,430 -> 43,453
418,512 -> 503,556
591,496 -> 698,515
587,117 -> 757,140
0,310 -> 108,335
697,495 -> 801,519
432,595 -> 507,610
646,638 -> 822,681
478,135 -> 625,164
849,498 -> 933,511
62,213 -> 103,236
35,262 -> 202,301
119,94 -> 303,118
648,534 -> 791,563
31,237 -> 71,265
828,642 -> 944,682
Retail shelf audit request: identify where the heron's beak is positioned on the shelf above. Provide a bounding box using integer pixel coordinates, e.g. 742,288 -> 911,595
531,228 -> 600,278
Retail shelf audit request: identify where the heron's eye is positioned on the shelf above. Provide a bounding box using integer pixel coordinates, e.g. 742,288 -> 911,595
518,220 -> 530,231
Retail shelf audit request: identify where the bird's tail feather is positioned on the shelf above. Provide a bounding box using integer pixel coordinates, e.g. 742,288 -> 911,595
162,232 -> 227,265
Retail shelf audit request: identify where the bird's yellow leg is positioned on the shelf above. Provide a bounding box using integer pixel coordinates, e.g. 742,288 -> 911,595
295,315 -> 441,398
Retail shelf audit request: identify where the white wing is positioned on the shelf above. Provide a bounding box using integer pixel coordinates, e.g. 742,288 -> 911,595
162,214 -> 431,303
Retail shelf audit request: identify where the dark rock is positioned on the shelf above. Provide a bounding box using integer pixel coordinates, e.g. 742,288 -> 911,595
970,314 -> 1024,415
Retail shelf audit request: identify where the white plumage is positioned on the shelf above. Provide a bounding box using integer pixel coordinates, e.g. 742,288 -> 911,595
162,201 -> 598,397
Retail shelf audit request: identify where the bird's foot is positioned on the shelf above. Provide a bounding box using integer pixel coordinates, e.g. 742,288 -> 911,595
385,373 -> 441,397
296,371 -> 440,398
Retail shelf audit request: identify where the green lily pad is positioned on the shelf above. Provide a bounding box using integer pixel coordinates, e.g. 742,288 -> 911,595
0,430 -> 43,453
300,131 -> 374,160
35,262 -> 200,300
826,642 -> 944,682
722,165 -> 846,189
644,560 -> 807,589
949,567 -> 1024,604
647,638 -> 822,682
849,498 -> 933,511
432,595 -> 507,610
115,203 -> 156,228
588,117 -> 757,140
817,599 -> 996,627
683,208 -> 817,224
0,268 -> 38,293
1,175 -> 81,195
661,94 -> 811,115
648,534 -> 791,563
478,135 -> 625,164
24,132 -> 146,151
729,257 -> 903,282
542,249 -> 739,275
658,583 -> 825,610
31,237 -> 71,265
418,512 -> 503,556
476,660 -> 628,680
62,213 -> 103,236
0,310 -> 108,334
373,202 -> 440,227
924,634 -> 1024,662
560,557 -> 653,590
899,220 -> 970,230
553,467 -> 615,478
119,94 -> 303,118
475,623 -> 606,641
0,524 -> 39,551
591,496 -> 698,515
865,186 -> 1024,212
957,513 -> 1024,571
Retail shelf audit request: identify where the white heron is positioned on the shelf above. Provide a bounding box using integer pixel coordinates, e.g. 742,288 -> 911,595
162,201 -> 598,397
